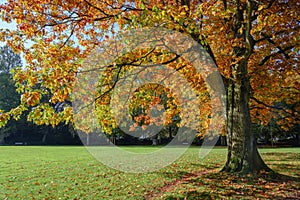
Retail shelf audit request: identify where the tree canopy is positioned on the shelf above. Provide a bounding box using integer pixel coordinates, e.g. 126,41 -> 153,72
0,0 -> 298,128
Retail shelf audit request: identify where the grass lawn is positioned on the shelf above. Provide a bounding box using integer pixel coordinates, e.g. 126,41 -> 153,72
0,146 -> 299,199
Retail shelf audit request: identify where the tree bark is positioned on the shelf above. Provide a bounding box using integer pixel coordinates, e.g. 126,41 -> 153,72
86,133 -> 90,146
222,60 -> 271,173
42,126 -> 50,144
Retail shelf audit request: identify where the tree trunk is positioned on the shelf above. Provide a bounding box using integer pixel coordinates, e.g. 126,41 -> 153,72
222,61 -> 270,173
42,126 -> 50,144
169,126 -> 172,140
152,134 -> 158,145
220,135 -> 226,146
86,133 -> 90,146
0,133 -> 6,145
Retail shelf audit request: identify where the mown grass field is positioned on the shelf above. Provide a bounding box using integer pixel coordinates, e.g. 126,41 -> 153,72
0,146 -> 299,199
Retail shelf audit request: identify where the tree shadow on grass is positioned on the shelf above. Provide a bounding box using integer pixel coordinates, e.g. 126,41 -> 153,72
262,152 -> 300,177
189,163 -> 222,170
148,152 -> 300,199
269,163 -> 300,177
162,172 -> 300,199
164,190 -> 217,200
162,171 -> 196,180
262,152 -> 300,162
160,165 -> 221,183
149,168 -> 299,199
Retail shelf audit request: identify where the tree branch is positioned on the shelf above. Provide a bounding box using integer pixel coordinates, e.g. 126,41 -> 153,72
250,96 -> 293,116
259,46 -> 294,66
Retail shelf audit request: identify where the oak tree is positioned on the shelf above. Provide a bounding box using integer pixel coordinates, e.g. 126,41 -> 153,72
0,0 -> 299,173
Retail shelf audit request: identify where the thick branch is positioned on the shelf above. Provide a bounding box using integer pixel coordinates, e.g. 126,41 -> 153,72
259,46 -> 294,66
250,96 -> 292,115
245,0 -> 254,60
264,35 -> 291,59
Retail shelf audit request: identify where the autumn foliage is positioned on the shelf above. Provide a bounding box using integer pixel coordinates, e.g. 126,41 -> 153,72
0,0 -> 299,138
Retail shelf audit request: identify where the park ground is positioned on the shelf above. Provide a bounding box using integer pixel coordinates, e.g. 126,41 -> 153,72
0,146 -> 299,199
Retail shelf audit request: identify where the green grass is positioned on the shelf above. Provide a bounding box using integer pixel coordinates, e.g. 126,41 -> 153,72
0,146 -> 299,199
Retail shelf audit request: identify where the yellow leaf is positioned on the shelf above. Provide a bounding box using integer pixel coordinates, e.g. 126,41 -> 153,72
258,5 -> 264,11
